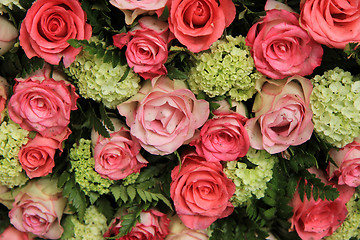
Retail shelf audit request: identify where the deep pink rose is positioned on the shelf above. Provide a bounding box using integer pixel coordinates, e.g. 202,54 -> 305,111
0,76 -> 8,120
0,226 -> 34,240
93,126 -> 147,180
113,16 -> 172,80
168,0 -> 236,52
170,151 -> 235,230
165,214 -> 209,240
117,76 -> 209,155
290,168 -> 355,240
0,16 -> 18,56
246,9 -> 323,79
9,178 -> 67,239
300,0 -> 360,49
18,135 -> 59,179
190,111 -> 249,162
8,70 -> 78,138
104,209 -> 170,240
328,140 -> 360,187
19,0 -> 92,67
245,76 -> 314,154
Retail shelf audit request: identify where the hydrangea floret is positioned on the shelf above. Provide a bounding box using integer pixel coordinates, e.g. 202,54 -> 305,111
122,172 -> 140,186
310,67 -> 360,148
224,147 -> 277,207
325,193 -> 360,240
69,138 -> 113,195
61,205 -> 108,240
0,111 -> 29,187
66,38 -> 141,109
187,35 -> 261,101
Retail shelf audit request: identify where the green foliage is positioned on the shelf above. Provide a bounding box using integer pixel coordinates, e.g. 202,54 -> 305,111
345,43 -> 360,66
0,204 -> 10,234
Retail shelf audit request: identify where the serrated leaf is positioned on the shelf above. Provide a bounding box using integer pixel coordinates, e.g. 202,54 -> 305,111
88,192 -> 100,205
62,179 -> 75,197
99,103 -> 114,131
298,178 -> 305,202
137,189 -> 147,202
119,185 -> 128,203
90,108 -> 110,138
263,207 -> 276,220
287,176 -> 298,197
305,183 -> 312,201
127,186 -> 136,201
157,194 -> 173,210
262,196 -> 276,206
103,51 -> 112,63
67,39 -> 82,48
111,185 -> 121,201
58,171 -> 70,188
166,65 -> 187,79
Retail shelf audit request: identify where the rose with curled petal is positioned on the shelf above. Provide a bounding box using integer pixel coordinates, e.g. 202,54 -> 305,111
0,16 -> 18,56
328,140 -> 360,187
245,76 -> 314,154
117,76 -> 209,155
0,226 -> 34,240
113,16 -> 172,80
9,178 -> 67,240
19,0 -> 92,67
190,111 -> 250,162
170,151 -> 235,230
300,0 -> 360,49
168,0 -> 236,53
165,214 -> 209,240
246,9 -> 323,79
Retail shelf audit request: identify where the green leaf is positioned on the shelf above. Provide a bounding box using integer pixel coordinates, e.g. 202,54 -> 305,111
119,185 -> 129,203
58,171 -> 70,188
99,103 -> 114,131
111,185 -> 122,201
166,65 -> 188,79
88,192 -> 100,205
96,197 -> 114,223
137,189 -> 147,202
298,178 -> 305,202
90,107 -> 110,138
263,207 -> 276,220
127,186 -> 136,201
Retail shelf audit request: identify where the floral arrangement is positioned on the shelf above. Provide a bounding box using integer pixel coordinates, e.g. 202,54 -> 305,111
0,0 -> 360,240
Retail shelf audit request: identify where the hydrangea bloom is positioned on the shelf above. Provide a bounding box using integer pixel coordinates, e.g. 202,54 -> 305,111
0,112 -> 29,187
69,138 -> 113,195
326,193 -> 360,240
224,148 -> 277,207
187,35 -> 261,101
61,205 -> 108,240
310,67 -> 360,148
66,38 -> 141,109
0,1 -> 23,14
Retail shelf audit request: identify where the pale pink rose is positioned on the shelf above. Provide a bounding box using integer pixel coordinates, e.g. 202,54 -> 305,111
245,76 -> 314,154
246,9 -> 323,79
113,16 -> 172,80
104,209 -> 170,240
190,111 -> 250,162
328,140 -> 360,187
214,99 -> 248,117
290,168 -> 355,240
170,151 -> 235,230
9,178 -> 67,240
0,16 -> 18,56
165,214 -> 209,240
19,0 -> 92,67
265,0 -> 294,12
300,0 -> 360,49
8,69 -> 78,138
168,0 -> 236,53
117,76 -> 209,155
0,76 -> 8,120
0,226 -> 34,240
18,135 -> 59,179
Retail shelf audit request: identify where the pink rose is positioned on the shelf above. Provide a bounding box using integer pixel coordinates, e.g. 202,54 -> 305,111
328,140 -> 360,187
300,0 -> 360,49
0,16 -> 18,56
0,76 -> 8,120
168,0 -> 236,53
110,0 -> 167,11
8,69 -> 78,138
245,76 -> 314,154
113,16 -> 172,80
246,9 -> 323,79
92,123 -> 147,180
18,135 -> 59,179
104,209 -> 170,240
165,214 -> 209,240
170,151 -> 235,230
290,168 -> 355,240
19,0 -> 92,67
190,111 -> 250,162
117,76 -> 209,155
9,178 -> 67,239
0,226 -> 34,240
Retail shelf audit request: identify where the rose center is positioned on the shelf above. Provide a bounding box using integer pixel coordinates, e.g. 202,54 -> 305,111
184,1 -> 211,27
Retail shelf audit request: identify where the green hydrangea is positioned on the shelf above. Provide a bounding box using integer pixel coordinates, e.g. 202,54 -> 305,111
69,138 -> 114,195
66,38 -> 141,109
310,67 -> 360,148
0,1 -> 23,14
326,193 -> 360,240
61,205 -> 108,240
224,148 -> 277,207
122,172 -> 139,186
187,35 -> 261,101
0,113 -> 29,188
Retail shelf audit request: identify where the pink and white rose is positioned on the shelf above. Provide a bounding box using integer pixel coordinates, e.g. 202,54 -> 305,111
245,76 -> 314,154
165,214 -> 209,240
0,16 -> 18,56
117,76 -> 209,155
246,9 -> 323,79
300,0 -> 360,49
170,151 -> 235,230
19,0 -> 92,67
328,140 -> 360,187
113,16 -> 172,80
9,178 -> 67,239
0,76 -> 8,120
168,0 -> 236,53
0,226 -> 34,240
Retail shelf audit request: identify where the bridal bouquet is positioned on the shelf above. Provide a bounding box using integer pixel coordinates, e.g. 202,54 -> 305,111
0,0 -> 360,239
